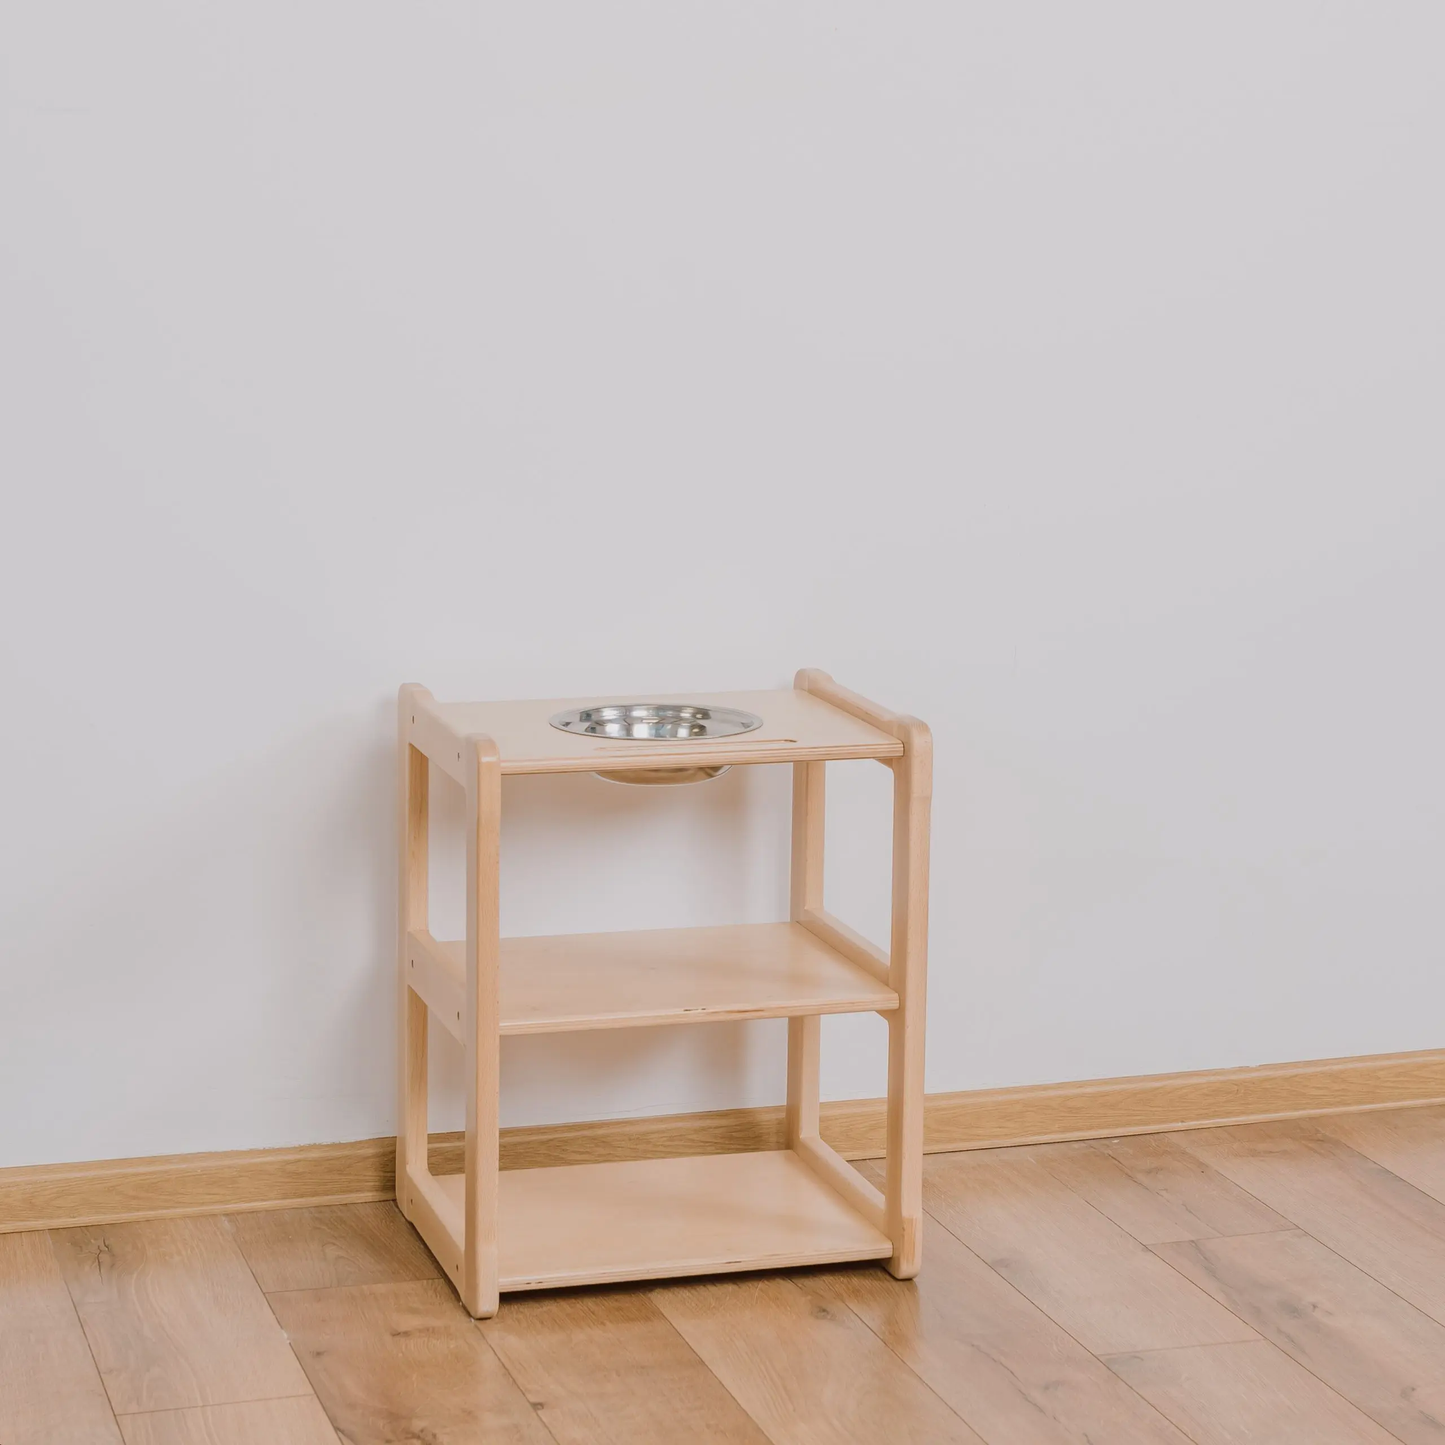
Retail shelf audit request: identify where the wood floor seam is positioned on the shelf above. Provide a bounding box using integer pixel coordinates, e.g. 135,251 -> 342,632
1136,1230 -> 1421,1430
110,1391 -> 322,1418
220,1214 -> 337,1436
476,1325 -> 566,1445
910,1196 -> 1215,1442
1104,1338 -> 1419,1445
41,1227 -> 125,1436
1159,1220 -> 1445,1344
1176,1123 -> 1445,1328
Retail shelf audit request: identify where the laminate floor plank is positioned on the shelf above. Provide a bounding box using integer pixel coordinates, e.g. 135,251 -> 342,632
652,1273 -> 987,1445
0,1230 -> 123,1445
1179,1121 -> 1445,1325
229,1202 -> 440,1292
1106,1340 -> 1398,1445
49,1216 -> 311,1414
479,1288 -> 771,1444
1039,1135 -> 1290,1244
1316,1106 -> 1445,1206
270,1278 -> 554,1445
1155,1227 -> 1445,1444
920,1150 -> 1257,1355
811,1216 -> 1191,1444
115,1397 -> 339,1445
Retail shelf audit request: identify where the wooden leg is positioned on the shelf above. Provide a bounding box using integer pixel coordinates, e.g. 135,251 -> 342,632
786,760 -> 826,1148
885,720 -> 931,1278
462,736 -> 502,1319
397,689 -> 431,1222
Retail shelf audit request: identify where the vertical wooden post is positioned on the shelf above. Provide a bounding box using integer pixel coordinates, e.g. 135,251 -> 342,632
397,686 -> 431,1223
463,735 -> 502,1318
786,758 -> 826,1147
884,717 -> 931,1278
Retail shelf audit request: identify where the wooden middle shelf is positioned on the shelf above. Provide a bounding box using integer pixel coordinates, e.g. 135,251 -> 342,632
407,921 -> 898,1037
431,1150 -> 893,1292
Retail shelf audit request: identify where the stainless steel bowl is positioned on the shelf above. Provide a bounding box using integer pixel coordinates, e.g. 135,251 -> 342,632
549,702 -> 763,785
549,703 -> 763,742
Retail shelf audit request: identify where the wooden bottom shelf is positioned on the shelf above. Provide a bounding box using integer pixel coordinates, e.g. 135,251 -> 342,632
433,1150 -> 892,1292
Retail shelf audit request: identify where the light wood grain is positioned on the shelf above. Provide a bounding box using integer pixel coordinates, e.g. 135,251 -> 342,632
462,734 -> 502,1319
418,922 -> 897,1035
798,907 -> 890,985
884,713 -> 930,1278
5,1107 -> 1445,1443
1105,1339 -> 1396,1444
425,686 -> 903,775
228,1202 -> 439,1293
400,1159 -> 463,1285
436,1149 -> 890,1292
915,1047 -> 1445,1153
0,1230 -> 123,1444
479,1289 -> 772,1444
8,1054 -> 1444,1235
49,1215 -> 310,1414
1039,1134 -> 1290,1244
794,1136 -> 887,1233
1156,1226 -> 1445,1443
271,1279 -> 551,1445
404,928 -> 463,1042
921,1150 -> 1257,1354
0,1139 -> 399,1236
814,1201 -> 1192,1444
654,1272 -> 987,1445
116,1398 -> 338,1445
1179,1120 -> 1445,1325
793,669 -> 901,734
1317,1103 -> 1445,1205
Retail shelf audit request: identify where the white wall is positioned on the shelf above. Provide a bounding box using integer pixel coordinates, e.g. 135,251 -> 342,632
3,3 -> 1442,1168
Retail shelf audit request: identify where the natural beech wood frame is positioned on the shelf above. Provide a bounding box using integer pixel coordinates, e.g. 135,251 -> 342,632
787,669 -> 931,1278
395,671 -> 930,1316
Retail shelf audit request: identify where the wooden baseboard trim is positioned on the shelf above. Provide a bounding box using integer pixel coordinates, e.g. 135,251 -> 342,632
4,1046 -> 1442,1234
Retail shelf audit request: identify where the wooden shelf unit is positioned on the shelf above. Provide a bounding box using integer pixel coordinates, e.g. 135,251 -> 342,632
397,670 -> 931,1318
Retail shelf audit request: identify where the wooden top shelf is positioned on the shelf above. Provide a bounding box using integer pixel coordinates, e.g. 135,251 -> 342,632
411,687 -> 903,778
409,921 -> 897,1037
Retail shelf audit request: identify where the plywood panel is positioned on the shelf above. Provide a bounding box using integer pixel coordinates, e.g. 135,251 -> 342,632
437,1150 -> 890,1292
430,687 -> 903,775
480,922 -> 895,1034
1038,1135 -> 1290,1243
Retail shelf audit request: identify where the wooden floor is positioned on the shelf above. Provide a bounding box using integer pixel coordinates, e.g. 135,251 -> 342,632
5,1109 -> 1445,1444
